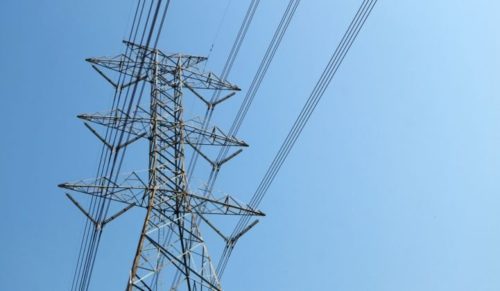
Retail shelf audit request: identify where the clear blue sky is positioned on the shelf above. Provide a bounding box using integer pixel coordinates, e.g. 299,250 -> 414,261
1,0 -> 500,290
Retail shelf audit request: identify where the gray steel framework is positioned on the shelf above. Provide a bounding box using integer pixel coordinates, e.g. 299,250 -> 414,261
60,41 -> 264,290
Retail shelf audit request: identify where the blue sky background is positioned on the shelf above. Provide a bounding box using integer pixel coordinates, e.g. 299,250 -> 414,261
1,0 -> 500,290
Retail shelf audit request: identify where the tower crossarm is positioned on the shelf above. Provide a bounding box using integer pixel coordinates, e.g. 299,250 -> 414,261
59,177 -> 264,217
58,172 -> 149,207
86,42 -> 240,92
78,110 -> 248,147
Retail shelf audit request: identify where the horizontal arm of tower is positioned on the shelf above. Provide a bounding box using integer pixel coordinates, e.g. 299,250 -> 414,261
78,110 -> 248,147
59,177 -> 264,217
173,69 -> 240,91
123,40 -> 207,69
58,172 -> 148,207
189,193 -> 265,216
86,54 -> 144,80
59,182 -> 146,207
87,41 -> 240,91
184,124 -> 248,147
155,191 -> 265,217
77,108 -> 149,137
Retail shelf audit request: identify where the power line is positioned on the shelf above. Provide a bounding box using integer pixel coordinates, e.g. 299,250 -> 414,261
71,1 -> 150,287
179,0 -> 302,277
186,0 -> 261,181
60,0 -> 379,288
199,0 -> 301,230
217,0 -> 379,276
69,1 -> 171,289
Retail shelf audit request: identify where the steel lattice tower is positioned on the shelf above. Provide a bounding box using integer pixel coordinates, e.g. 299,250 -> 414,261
60,41 -> 264,290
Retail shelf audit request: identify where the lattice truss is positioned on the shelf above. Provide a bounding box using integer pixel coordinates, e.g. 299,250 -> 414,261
60,41 -> 264,291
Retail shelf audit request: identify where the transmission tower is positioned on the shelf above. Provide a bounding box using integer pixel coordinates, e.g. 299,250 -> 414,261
60,40 -> 264,290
